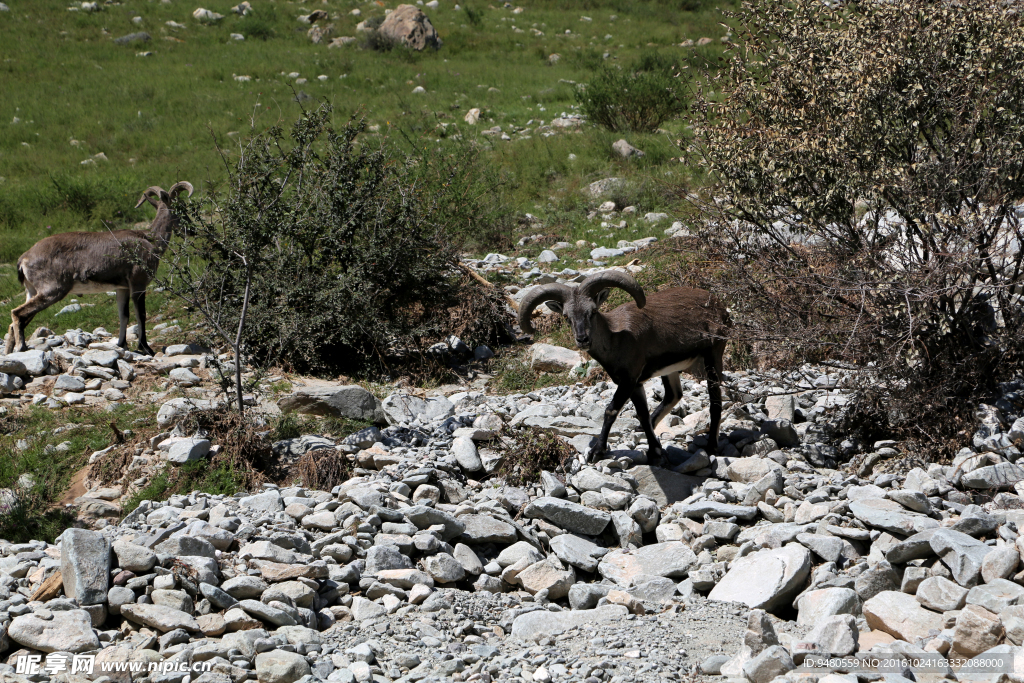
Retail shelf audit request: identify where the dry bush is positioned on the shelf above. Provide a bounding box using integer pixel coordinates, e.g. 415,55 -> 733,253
296,449 -> 353,492
493,427 -> 575,487
685,0 -> 1024,458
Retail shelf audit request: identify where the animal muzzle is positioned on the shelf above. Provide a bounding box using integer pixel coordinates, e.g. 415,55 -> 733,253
575,336 -> 591,350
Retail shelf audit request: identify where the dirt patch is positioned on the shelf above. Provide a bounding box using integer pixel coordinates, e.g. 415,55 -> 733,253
57,466 -> 89,508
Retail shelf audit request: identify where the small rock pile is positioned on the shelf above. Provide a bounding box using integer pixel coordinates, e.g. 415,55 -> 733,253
0,325 -> 221,414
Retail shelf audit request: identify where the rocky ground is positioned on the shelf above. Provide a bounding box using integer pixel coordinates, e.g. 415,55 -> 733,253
2,264 -> 1024,683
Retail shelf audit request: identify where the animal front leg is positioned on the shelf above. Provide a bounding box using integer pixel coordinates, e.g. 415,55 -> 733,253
591,382 -> 633,462
631,386 -> 666,465
133,291 -> 154,356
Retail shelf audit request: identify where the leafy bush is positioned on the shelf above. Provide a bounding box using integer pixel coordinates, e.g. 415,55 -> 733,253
575,51 -> 687,132
685,0 -> 1024,457
161,104 -> 511,390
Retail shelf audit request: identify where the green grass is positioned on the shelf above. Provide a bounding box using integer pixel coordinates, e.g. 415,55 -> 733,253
0,0 -> 734,261
0,402 -> 158,543
119,458 -> 248,517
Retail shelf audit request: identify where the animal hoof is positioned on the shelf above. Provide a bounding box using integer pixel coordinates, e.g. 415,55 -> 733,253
648,447 -> 667,467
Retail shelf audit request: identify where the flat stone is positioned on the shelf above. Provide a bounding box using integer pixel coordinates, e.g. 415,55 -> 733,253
573,468 -> 632,493
805,614 -> 859,657
277,385 -> 385,423
598,542 -> 698,586
0,356 -> 28,376
404,505 -> 466,541
889,489 -> 931,513
885,529 -> 940,564
929,528 -> 990,587
8,609 -> 100,653
222,576 -> 269,599
709,544 -> 811,613
795,588 -> 860,627
422,553 -> 466,584
156,397 -> 217,427
982,547 -> 1020,583
349,596 -> 386,621
517,559 -> 575,599
120,603 -> 201,632
365,545 -> 413,574
154,534 -> 216,559
530,344 -> 581,372
60,528 -> 110,606
376,568 -> 434,589
962,463 -> 1024,489
510,604 -> 628,641
200,582 -> 239,610
916,576 -> 968,612
965,579 -> 1024,613
459,514 -> 517,544
549,534 -> 608,573
237,600 -> 298,627
674,501 -> 758,521
742,645 -> 795,683
796,533 -> 845,563
630,464 -> 704,507
863,590 -> 944,642
496,541 -> 545,568
381,394 -> 454,425
255,650 -> 312,683
239,492 -> 285,514
849,498 -> 937,536
727,458 -> 775,484
523,497 -> 611,536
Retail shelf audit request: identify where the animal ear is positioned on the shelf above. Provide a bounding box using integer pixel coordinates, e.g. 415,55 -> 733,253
545,300 -> 564,314
594,289 -> 611,306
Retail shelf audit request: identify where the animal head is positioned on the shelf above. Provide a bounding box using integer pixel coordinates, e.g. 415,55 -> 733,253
135,181 -> 194,234
518,270 -> 646,350
135,181 -> 194,210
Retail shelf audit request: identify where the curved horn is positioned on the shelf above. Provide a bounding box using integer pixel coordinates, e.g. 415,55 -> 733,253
168,181 -> 194,201
518,283 -> 574,335
135,186 -> 166,209
579,269 -> 646,308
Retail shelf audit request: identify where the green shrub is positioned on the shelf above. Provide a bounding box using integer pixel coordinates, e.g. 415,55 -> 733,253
575,51 -> 687,132
160,104 -> 511,381
237,7 -> 277,40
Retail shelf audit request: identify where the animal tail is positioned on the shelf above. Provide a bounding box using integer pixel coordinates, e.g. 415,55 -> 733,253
16,260 -> 25,285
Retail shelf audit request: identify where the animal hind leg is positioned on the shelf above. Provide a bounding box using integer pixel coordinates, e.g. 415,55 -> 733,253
115,290 -> 131,349
9,288 -> 66,353
631,386 -> 667,465
132,292 -> 153,358
704,344 -> 725,455
6,283 -> 38,353
650,372 -> 683,434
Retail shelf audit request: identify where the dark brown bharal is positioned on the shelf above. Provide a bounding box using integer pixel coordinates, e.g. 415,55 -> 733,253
518,270 -> 731,465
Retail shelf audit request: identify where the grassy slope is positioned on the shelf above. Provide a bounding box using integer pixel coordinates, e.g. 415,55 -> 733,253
1,0 -> 731,347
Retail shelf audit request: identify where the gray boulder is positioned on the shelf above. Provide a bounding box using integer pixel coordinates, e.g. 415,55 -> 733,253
278,385 -> 386,423
8,610 -> 100,653
61,528 -> 110,606
709,544 -> 811,613
523,497 -> 611,536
